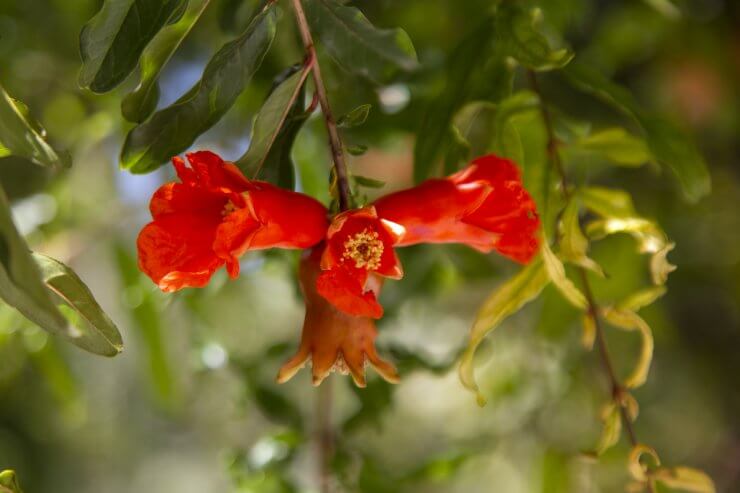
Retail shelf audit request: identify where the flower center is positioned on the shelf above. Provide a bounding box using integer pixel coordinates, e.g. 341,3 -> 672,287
342,228 -> 384,270
222,200 -> 237,216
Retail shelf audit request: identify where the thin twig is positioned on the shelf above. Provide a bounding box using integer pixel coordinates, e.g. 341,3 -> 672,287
528,70 -> 651,491
290,0 -> 352,211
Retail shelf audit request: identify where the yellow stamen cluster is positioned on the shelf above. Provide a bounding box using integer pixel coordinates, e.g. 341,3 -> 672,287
222,200 -> 237,216
343,228 -> 384,270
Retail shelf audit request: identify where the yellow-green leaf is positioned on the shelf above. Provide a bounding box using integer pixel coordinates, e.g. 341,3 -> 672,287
541,241 -> 587,309
651,242 -> 676,285
601,307 -> 654,389
559,199 -> 604,276
628,444 -> 661,482
580,186 -> 637,218
573,127 -> 651,167
0,470 -> 23,493
594,402 -> 621,456
617,286 -> 667,312
654,466 -> 716,493
581,312 -> 596,350
459,258 -> 549,405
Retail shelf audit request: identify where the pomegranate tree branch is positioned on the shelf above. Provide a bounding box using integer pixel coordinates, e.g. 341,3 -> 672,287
290,0 -> 351,211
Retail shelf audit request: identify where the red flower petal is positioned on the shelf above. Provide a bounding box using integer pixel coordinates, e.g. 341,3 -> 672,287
316,267 -> 383,319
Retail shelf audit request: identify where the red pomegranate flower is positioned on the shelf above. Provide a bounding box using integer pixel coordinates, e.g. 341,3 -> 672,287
315,206 -> 405,319
374,154 -> 540,263
137,151 -> 328,291
277,247 -> 399,386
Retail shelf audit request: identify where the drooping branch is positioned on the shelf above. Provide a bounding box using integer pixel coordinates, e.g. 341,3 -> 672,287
528,70 -> 651,491
290,0 -> 352,211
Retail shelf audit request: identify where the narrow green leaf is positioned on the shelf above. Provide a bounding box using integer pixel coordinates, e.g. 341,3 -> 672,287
79,0 -> 187,92
122,0 -> 212,123
601,307 -> 654,389
0,84 -> 67,169
541,241 -> 588,309
0,187 -> 67,338
347,144 -> 368,156
459,258 -> 549,405
121,8 -> 277,173
33,253 -> 123,356
304,0 -> 418,84
337,104 -> 371,128
617,285 -> 667,312
579,186 -> 637,218
353,175 -> 385,189
593,402 -> 621,456
235,65 -> 312,189
559,199 -> 604,276
564,63 -> 711,202
0,470 -> 23,493
571,127 -> 651,167
495,5 -> 573,71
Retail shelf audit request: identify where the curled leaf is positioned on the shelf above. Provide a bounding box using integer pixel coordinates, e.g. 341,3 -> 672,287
459,258 -> 549,405
559,199 -> 604,276
601,307 -> 654,389
620,391 -> 640,422
617,286 -> 667,312
541,241 -> 587,309
650,242 -> 676,285
628,444 -> 661,482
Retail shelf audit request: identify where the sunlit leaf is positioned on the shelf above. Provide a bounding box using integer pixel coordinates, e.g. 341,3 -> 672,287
571,127 -> 651,167
304,0 -> 418,84
495,5 -> 573,71
122,0 -> 213,123
559,198 -> 604,276
121,8 -> 277,173
593,402 -> 621,456
79,0 -> 187,93
0,85 -> 68,170
236,65 -> 312,189
628,444 -> 661,482
541,242 -> 587,309
0,470 -> 23,493
459,258 -> 549,405
601,307 -> 654,389
0,188 -> 67,338
337,104 -> 371,128
579,186 -> 637,218
617,286 -> 667,312
654,466 -> 716,493
564,63 -> 710,202
33,253 -> 123,356
650,242 -> 676,285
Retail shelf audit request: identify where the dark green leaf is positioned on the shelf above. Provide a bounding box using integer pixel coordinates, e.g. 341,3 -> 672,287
122,0 -> 212,123
346,144 -> 367,156
495,4 -> 573,71
79,0 -> 188,93
564,62 -> 711,202
219,0 -> 269,33
0,84 -> 68,170
33,253 -> 123,357
304,0 -> 418,84
337,104 -> 371,128
121,8 -> 277,173
235,65 -> 312,189
0,470 -> 23,493
0,188 -> 67,338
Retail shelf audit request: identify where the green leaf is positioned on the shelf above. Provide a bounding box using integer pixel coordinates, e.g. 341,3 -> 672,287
617,285 -> 667,312
601,307 -> 654,389
337,104 -> 371,128
0,156 -> 53,201
579,186 -> 637,218
346,144 -> 368,156
0,470 -> 23,493
564,63 -> 710,202
122,0 -> 212,123
495,5 -> 573,71
654,466 -> 716,493
353,175 -> 385,189
0,187 -> 68,338
304,0 -> 418,84
571,127 -> 651,167
559,199 -> 604,276
0,84 -> 68,169
33,253 -> 123,356
541,241 -> 588,309
459,258 -> 549,405
235,65 -> 312,189
592,402 -> 621,456
121,8 -> 277,173
79,0 -> 187,92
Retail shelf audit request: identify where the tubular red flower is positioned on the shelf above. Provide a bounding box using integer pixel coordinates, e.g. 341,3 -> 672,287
277,247 -> 399,387
137,151 -> 328,291
315,206 -> 405,319
373,154 -> 540,263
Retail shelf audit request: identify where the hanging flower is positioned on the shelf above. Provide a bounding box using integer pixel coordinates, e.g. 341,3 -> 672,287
315,206 -> 405,319
374,154 -> 540,263
137,151 -> 328,291
277,247 -> 399,387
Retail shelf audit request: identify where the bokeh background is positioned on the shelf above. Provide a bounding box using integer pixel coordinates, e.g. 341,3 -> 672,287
0,0 -> 739,492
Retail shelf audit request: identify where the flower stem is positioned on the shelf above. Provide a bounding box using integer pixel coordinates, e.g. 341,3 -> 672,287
528,70 -> 652,492
290,0 -> 352,212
